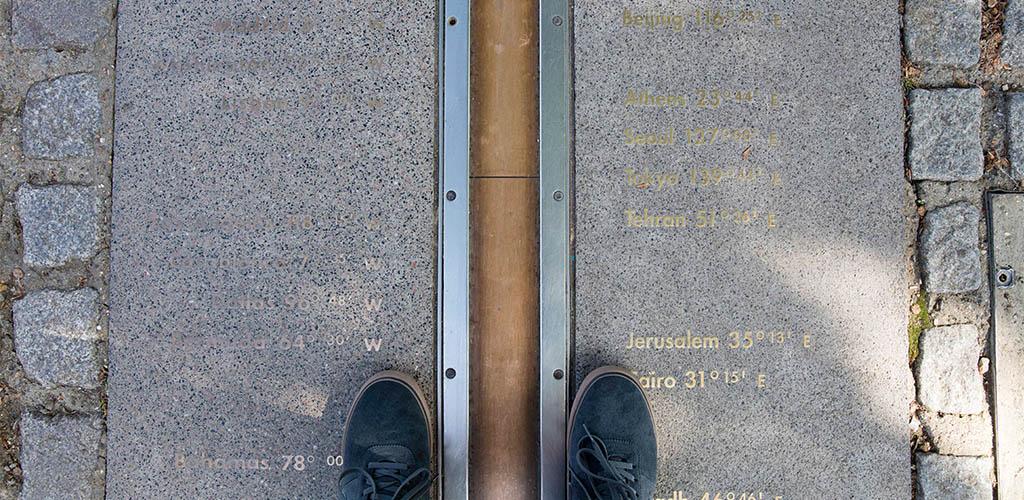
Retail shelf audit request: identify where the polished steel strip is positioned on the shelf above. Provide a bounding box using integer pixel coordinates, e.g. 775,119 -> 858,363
439,0 -> 470,497
538,0 -> 571,498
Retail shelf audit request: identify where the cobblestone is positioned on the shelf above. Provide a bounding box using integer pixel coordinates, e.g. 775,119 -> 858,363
1,0 -> 115,497
15,184 -> 100,268
916,453 -> 993,499
917,324 -> 986,414
13,289 -> 100,389
908,89 -> 983,181
904,0 -> 982,67
19,412 -> 101,500
11,0 -> 112,50
20,73 -> 101,160
1007,93 -> 1024,178
920,203 -> 983,294
920,411 -> 993,457
1003,0 -> 1024,68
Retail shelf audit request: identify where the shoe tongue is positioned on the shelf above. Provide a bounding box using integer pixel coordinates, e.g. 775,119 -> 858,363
368,444 -> 414,465
599,437 -> 633,462
599,436 -> 656,488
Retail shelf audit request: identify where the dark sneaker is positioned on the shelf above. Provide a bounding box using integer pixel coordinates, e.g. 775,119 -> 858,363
338,371 -> 433,500
567,366 -> 657,500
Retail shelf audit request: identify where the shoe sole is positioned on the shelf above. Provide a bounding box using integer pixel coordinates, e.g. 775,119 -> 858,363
566,366 -> 657,474
341,370 -> 434,463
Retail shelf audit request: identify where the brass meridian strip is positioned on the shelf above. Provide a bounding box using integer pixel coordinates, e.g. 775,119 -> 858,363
469,0 -> 540,497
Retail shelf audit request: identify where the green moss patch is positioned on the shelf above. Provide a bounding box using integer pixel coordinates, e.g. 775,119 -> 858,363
908,293 -> 933,365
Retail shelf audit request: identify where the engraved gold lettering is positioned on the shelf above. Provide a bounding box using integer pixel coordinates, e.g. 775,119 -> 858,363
622,9 -> 686,31
625,128 -> 676,146
626,331 -> 721,350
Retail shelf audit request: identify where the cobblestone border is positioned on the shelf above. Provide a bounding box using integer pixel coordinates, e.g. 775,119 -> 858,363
0,0 -> 116,497
903,0 -> 1024,497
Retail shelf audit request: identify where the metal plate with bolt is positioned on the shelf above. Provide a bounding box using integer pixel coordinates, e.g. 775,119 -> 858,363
989,193 -> 1024,499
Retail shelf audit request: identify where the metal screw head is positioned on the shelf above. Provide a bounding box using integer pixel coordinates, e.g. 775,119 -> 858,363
552,16 -> 563,26
446,190 -> 457,201
445,368 -> 457,379
553,369 -> 564,380
553,191 -> 564,201
996,266 -> 1016,289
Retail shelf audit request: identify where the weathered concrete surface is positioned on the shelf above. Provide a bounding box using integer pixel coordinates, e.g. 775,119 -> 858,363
990,193 -> 1024,499
108,1 -> 437,497
573,2 -> 913,497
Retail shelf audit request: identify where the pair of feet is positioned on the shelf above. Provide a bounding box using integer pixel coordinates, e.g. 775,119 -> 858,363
338,367 -> 656,499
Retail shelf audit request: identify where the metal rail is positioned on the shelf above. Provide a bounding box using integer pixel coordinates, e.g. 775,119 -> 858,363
438,0 -> 470,497
538,0 -> 572,498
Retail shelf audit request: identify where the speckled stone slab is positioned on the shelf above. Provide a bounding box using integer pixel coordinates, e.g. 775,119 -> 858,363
573,2 -> 913,498
108,1 -> 436,497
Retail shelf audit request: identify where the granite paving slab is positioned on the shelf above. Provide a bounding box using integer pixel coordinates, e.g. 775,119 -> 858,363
573,2 -> 913,497
108,1 -> 437,497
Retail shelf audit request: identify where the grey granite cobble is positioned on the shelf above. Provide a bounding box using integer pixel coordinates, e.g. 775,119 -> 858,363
1,0 -> 115,496
16,184 -> 100,268
11,0 -> 112,50
1004,1 -> 1024,68
20,73 -> 101,160
904,0 -> 982,67
908,89 -> 983,181
920,411 -> 993,457
920,203 -> 983,294
916,453 -> 993,499
1008,93 -> 1024,178
13,289 -> 100,389
917,324 -> 986,414
19,412 -> 101,500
